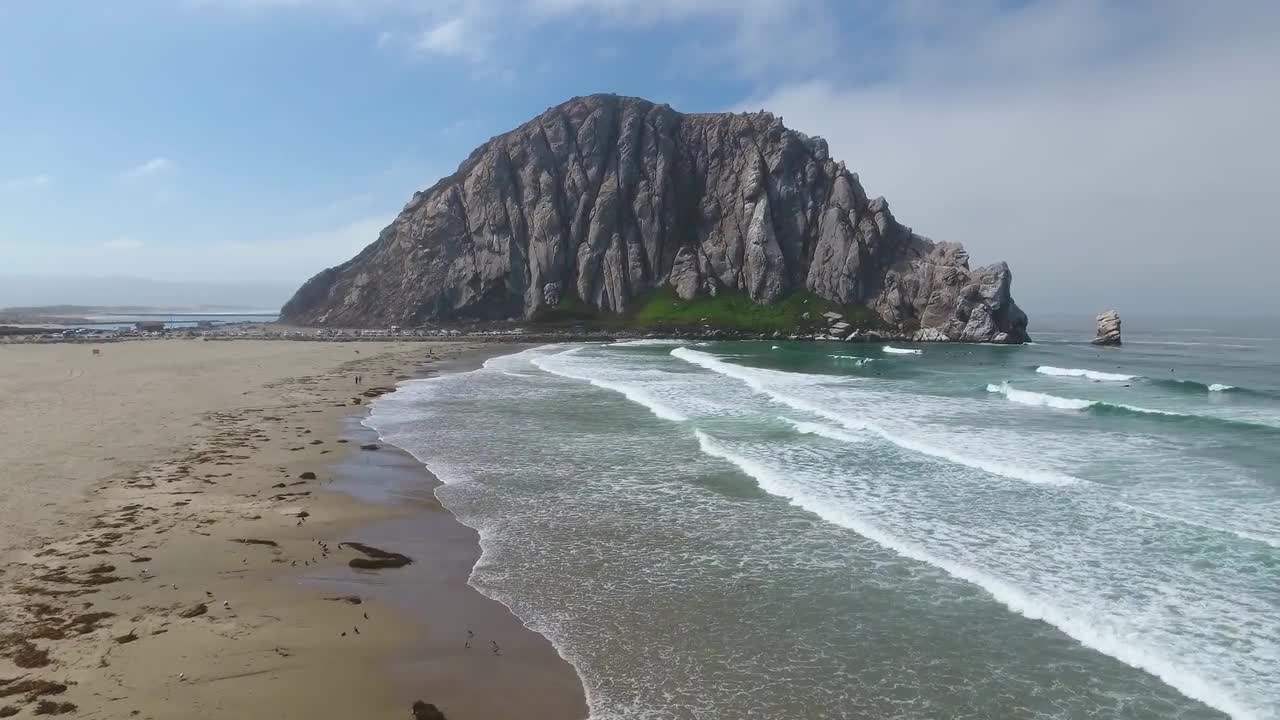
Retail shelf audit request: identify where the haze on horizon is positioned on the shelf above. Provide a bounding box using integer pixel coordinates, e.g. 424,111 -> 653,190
2,1 -> 1277,320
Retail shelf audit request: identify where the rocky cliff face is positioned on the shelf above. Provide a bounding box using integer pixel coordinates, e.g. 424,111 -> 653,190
281,94 -> 1029,343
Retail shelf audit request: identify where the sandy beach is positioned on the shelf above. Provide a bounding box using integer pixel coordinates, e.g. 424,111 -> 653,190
0,339 -> 586,719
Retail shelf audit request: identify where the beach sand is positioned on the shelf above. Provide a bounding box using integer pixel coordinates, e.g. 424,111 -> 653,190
0,339 -> 587,719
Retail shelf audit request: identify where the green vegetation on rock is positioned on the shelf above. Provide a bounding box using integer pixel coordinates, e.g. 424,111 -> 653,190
529,293 -> 599,324
530,285 -> 880,335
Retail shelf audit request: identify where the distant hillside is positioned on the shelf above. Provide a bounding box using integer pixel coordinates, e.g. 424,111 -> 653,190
0,275 -> 292,311
0,304 -> 274,317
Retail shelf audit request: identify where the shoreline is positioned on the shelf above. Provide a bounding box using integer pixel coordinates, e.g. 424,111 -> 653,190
356,344 -> 597,719
333,344 -> 588,719
3,318 -> 1033,347
0,339 -> 586,719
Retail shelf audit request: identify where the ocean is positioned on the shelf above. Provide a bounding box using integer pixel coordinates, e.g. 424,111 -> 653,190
17,313 -> 280,330
367,323 -> 1279,720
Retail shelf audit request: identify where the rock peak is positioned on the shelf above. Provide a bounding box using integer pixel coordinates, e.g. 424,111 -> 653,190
281,94 -> 1029,343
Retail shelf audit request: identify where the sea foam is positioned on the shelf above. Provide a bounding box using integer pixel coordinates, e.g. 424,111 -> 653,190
987,383 -> 1095,410
986,382 -> 1189,418
691,430 -> 1259,720
1036,365 -> 1135,382
1151,377 -> 1247,395
608,338 -> 687,347
883,345 -> 923,355
779,417 -> 868,445
672,348 -> 1081,486
531,350 -> 688,422
1118,502 -> 1280,549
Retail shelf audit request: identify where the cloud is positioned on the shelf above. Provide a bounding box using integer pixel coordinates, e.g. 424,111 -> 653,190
373,15 -> 494,66
101,237 -> 144,251
195,0 -> 837,75
414,17 -> 469,57
750,0 -> 1280,316
526,0 -> 838,73
412,16 -> 491,60
121,156 -> 173,179
2,174 -> 54,191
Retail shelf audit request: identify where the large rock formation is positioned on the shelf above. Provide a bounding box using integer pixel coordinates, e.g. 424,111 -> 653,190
282,94 -> 1029,343
1093,310 -> 1122,346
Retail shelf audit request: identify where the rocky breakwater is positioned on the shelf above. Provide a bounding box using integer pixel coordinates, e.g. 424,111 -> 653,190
1093,310 -> 1122,346
281,94 -> 1029,343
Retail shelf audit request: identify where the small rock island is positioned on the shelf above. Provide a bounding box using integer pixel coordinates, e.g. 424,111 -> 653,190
1093,310 -> 1122,346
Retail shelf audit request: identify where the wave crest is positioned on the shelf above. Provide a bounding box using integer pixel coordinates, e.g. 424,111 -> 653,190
690,430 -> 1254,720
608,338 -> 687,347
531,350 -> 688,422
672,348 -> 1081,486
1150,377 -> 1248,395
883,345 -> 922,355
1037,366 -> 1136,382
987,382 -> 1095,410
987,382 -> 1189,418
779,417 -> 868,445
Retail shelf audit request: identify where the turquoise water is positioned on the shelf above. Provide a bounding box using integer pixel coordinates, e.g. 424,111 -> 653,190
368,327 -> 1280,720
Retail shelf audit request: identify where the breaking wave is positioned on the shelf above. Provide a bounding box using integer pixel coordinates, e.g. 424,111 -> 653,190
987,383 -> 1095,410
1036,366 -> 1136,382
691,430 -> 1257,720
779,417 -> 868,445
986,382 -> 1185,417
1118,503 -> 1280,549
883,346 -> 923,355
1151,378 -> 1246,394
531,350 -> 688,422
672,348 -> 1081,486
608,338 -> 687,347
982,384 -> 1280,431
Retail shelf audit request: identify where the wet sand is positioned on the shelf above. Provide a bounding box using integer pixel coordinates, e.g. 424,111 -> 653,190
0,339 -> 586,719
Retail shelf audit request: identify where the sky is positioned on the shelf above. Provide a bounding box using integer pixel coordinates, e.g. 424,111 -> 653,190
1,0 -> 1277,317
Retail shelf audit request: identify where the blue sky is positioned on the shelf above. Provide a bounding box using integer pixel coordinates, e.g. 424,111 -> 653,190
2,1 -> 1278,314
